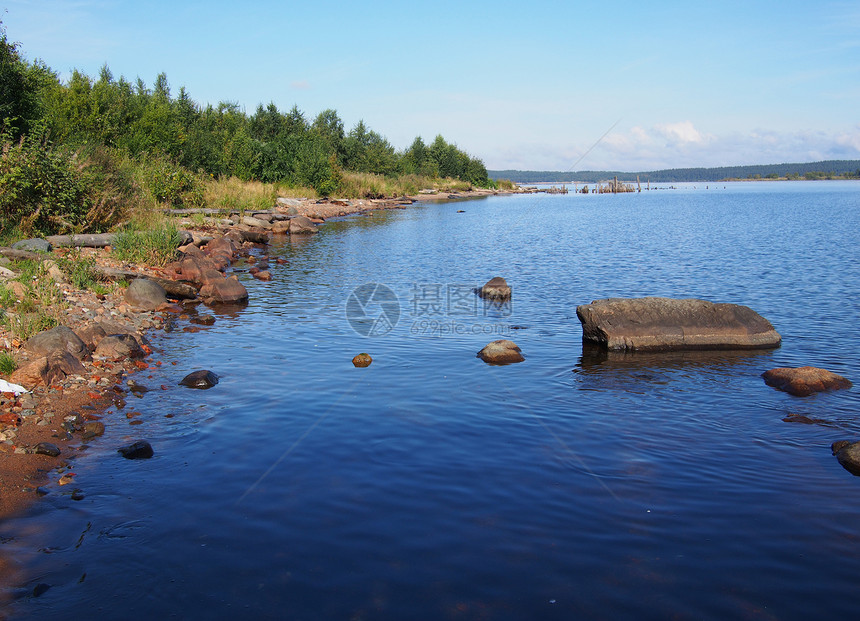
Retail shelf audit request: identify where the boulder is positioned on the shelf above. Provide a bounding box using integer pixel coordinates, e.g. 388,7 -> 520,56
124,278 -> 167,310
762,367 -> 852,397
199,276 -> 248,304
25,326 -> 89,360
34,442 -> 61,457
576,297 -> 781,351
271,221 -> 291,234
289,215 -> 319,235
12,239 -> 52,253
179,369 -> 219,389
477,340 -> 525,364
204,237 -> 236,259
478,276 -> 511,300
44,351 -> 87,384
10,357 -> 49,388
253,270 -> 272,281
95,334 -> 145,360
76,323 -> 108,350
832,441 -> 860,476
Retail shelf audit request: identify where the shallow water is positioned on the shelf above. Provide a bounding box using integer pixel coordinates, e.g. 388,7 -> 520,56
4,181 -> 860,620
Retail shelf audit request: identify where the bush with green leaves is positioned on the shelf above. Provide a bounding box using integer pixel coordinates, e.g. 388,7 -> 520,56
0,125 -> 91,236
139,155 -> 205,208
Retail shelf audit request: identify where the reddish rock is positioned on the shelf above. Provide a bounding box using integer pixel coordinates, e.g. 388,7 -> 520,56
271,221 -> 290,234
477,340 -> 525,364
289,215 -> 319,235
199,276 -> 248,304
352,353 -> 372,367
253,270 -> 272,281
10,357 -> 49,388
204,237 -> 236,258
762,367 -> 852,397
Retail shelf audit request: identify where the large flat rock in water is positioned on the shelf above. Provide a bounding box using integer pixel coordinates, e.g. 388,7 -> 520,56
576,297 -> 781,351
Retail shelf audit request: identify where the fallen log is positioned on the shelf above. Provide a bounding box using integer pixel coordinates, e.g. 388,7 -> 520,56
0,247 -> 45,261
45,234 -> 116,248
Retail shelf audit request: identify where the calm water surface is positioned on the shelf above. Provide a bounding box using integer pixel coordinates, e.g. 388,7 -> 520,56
4,181 -> 860,620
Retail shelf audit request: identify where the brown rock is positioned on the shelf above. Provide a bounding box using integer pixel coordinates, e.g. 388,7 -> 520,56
95,334 -> 145,360
477,340 -> 525,364
124,278 -> 167,310
25,326 -> 89,360
478,277 -> 512,300
77,323 -> 108,350
272,221 -> 291,234
44,351 -> 87,384
352,353 -> 372,367
576,297 -> 781,351
762,367 -> 852,397
289,215 -> 319,235
204,237 -> 236,259
253,270 -> 272,281
10,357 -> 49,388
832,441 -> 860,476
199,276 -> 249,304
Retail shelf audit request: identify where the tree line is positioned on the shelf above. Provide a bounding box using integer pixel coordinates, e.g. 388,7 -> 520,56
0,21 -> 490,235
490,160 -> 860,184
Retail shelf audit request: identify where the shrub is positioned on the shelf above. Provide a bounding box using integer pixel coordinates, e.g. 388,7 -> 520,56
138,155 -> 205,208
0,124 -> 90,236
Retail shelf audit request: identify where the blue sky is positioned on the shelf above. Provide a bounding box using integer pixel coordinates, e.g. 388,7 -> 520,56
3,0 -> 859,171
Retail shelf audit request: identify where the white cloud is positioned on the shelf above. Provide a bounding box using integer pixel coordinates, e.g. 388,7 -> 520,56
654,120 -> 708,145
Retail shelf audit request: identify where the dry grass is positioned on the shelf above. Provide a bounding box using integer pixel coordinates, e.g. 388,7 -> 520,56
204,176 -> 317,213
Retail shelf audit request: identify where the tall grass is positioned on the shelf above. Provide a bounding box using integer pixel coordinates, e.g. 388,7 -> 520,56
112,223 -> 182,266
204,176 -> 315,213
0,351 -> 17,375
0,261 -> 65,340
337,172 -> 474,199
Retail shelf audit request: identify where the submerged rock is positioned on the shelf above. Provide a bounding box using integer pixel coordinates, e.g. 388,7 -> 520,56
576,297 -> 781,351
762,367 -> 852,397
477,340 -> 525,364
477,277 -> 512,300
179,369 -> 219,389
118,440 -> 154,459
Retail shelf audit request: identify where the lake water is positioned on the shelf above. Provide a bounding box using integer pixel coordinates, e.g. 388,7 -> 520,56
3,181 -> 860,620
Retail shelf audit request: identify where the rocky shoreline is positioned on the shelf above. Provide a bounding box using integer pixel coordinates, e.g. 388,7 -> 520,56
0,191 -> 516,526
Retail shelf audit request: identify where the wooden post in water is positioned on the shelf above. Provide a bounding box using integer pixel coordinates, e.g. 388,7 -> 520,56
637,175 -> 641,193
613,176 -> 618,194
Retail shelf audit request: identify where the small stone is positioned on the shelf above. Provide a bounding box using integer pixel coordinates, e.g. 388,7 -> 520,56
32,583 -> 52,597
352,353 -> 373,367
71,489 -> 85,501
832,440 -> 860,476
34,442 -> 61,457
477,340 -> 525,364
118,440 -> 154,459
477,277 -> 512,300
80,421 -> 105,439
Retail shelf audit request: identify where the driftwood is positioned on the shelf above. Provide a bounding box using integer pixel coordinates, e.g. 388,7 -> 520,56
45,234 -> 116,248
0,247 -> 45,261
99,267 -> 198,299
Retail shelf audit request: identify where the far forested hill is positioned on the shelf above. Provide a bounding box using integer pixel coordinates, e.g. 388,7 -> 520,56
490,160 -> 860,184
